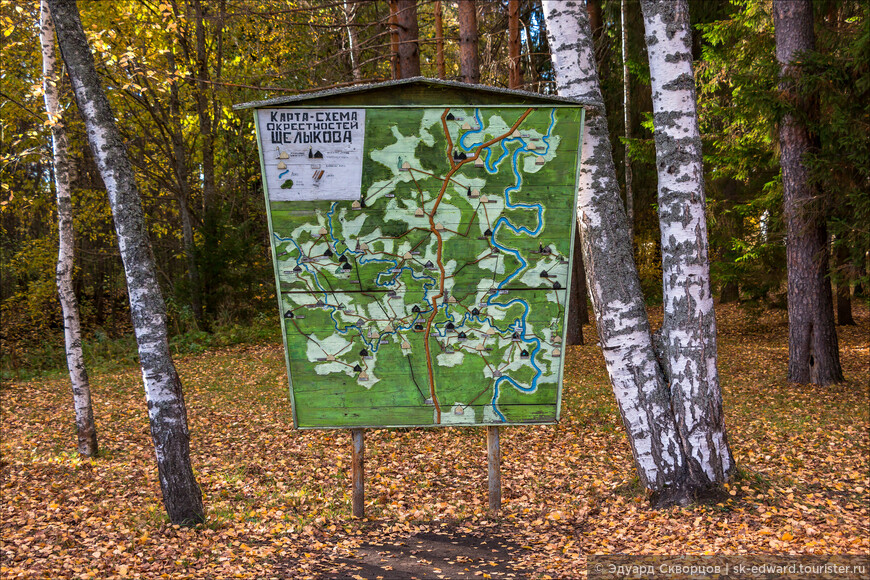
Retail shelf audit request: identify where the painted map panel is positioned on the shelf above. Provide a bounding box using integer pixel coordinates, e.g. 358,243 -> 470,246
259,106 -> 583,428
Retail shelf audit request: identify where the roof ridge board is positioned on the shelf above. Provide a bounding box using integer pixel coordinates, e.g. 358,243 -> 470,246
233,77 -> 602,111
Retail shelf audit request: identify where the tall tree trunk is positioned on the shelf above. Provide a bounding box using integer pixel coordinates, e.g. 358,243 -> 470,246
587,0 -> 603,38
720,281 -> 739,304
395,0 -> 420,77
586,0 -> 608,79
189,0 -> 216,327
834,238 -> 855,325
389,0 -> 400,79
640,0 -> 734,487
565,226 -> 586,345
773,0 -> 843,385
508,0 -> 523,89
48,0 -> 204,525
621,0 -> 634,242
343,0 -> 362,81
40,0 -> 98,458
434,1 -> 446,79
192,0 -> 215,217
458,0 -> 480,84
542,1 -> 691,505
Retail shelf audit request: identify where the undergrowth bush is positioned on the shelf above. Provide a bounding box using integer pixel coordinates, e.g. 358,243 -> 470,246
1,312 -> 281,381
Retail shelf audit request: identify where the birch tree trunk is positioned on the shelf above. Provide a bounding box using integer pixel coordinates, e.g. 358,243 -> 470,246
48,0 -> 204,525
395,0 -> 421,78
343,0 -> 362,81
774,0 -> 844,385
542,0 -> 690,504
639,0 -> 734,487
40,0 -> 98,458
458,0 -> 480,84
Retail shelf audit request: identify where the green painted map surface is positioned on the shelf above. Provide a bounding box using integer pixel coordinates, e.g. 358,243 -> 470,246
261,106 -> 583,428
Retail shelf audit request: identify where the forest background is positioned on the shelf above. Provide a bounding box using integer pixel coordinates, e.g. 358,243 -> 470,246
1,0 -> 867,375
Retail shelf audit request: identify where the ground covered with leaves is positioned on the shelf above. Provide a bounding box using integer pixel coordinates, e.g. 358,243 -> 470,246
1,304 -> 868,579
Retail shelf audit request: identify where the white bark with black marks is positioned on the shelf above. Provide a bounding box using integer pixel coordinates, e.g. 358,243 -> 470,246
542,0 -> 687,501
40,0 -> 98,458
640,0 -> 733,486
47,0 -> 203,524
343,0 -> 362,81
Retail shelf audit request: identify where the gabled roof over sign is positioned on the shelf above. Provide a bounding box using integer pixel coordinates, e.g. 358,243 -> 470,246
233,77 -> 601,111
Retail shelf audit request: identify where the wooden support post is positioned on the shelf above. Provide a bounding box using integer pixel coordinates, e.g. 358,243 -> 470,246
487,425 -> 501,515
351,428 -> 364,518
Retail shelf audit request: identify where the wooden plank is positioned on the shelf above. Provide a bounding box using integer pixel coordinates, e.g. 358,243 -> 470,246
296,404 -> 557,428
351,428 -> 364,518
263,86 -> 586,108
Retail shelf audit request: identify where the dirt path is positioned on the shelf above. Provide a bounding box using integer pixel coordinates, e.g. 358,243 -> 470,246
279,527 -> 536,579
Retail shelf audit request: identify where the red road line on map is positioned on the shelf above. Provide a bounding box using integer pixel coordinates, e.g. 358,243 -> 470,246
423,107 -> 534,424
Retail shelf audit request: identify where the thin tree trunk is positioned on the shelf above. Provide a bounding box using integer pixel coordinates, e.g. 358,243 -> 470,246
166,43 -> 204,330
48,0 -> 204,525
773,0 -> 844,385
521,18 -> 537,91
434,1 -> 446,79
458,0 -> 480,84
395,0 -> 420,77
40,0 -> 98,458
508,0 -> 523,89
621,0 -> 634,242
343,0 -> 362,81
542,1 -> 689,505
834,239 -> 855,325
640,0 -> 734,487
389,0 -> 400,79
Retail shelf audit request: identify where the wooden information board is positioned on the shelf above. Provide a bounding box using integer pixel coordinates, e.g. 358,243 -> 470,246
245,80 -> 587,429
